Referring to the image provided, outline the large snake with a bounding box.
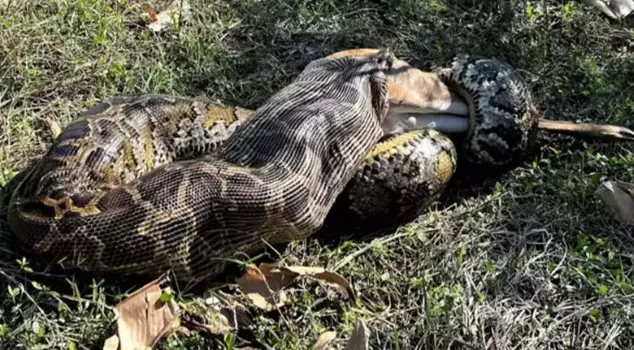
[7,49,634,282]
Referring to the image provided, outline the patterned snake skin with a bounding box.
[8,51,535,281]
[435,55,538,167]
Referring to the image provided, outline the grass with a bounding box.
[1,0,634,348]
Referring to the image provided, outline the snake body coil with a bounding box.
[8,52,535,281]
[437,55,538,166]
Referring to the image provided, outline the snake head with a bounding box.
[435,55,539,168]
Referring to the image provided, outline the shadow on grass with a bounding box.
[172,0,532,107]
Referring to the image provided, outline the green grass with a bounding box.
[1,0,634,349]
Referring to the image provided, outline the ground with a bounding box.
[1,0,634,349]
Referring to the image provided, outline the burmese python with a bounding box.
[3,50,562,281]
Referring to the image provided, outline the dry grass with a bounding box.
[1,0,634,349]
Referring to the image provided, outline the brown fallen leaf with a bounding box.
[344,320,370,350]
[43,115,62,139]
[281,265,356,300]
[236,263,355,311]
[582,0,633,19]
[596,180,634,225]
[142,3,159,22]
[104,273,184,350]
[312,331,337,350]
[181,293,252,335]
[235,263,291,311]
[145,0,191,32]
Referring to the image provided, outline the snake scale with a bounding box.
[8,49,537,282]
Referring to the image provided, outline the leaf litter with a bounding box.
[142,0,192,32]
[103,273,185,350]
[236,262,356,311]
[311,320,370,350]
[103,262,357,349]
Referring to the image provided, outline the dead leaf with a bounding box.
[215,295,252,330]
[142,3,158,22]
[104,273,182,350]
[235,263,290,311]
[312,331,337,350]
[181,293,252,335]
[582,0,634,19]
[236,263,355,311]
[344,320,370,350]
[146,0,192,32]
[282,266,356,300]
[612,0,634,17]
[43,116,62,139]
[183,309,233,335]
[596,180,634,225]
